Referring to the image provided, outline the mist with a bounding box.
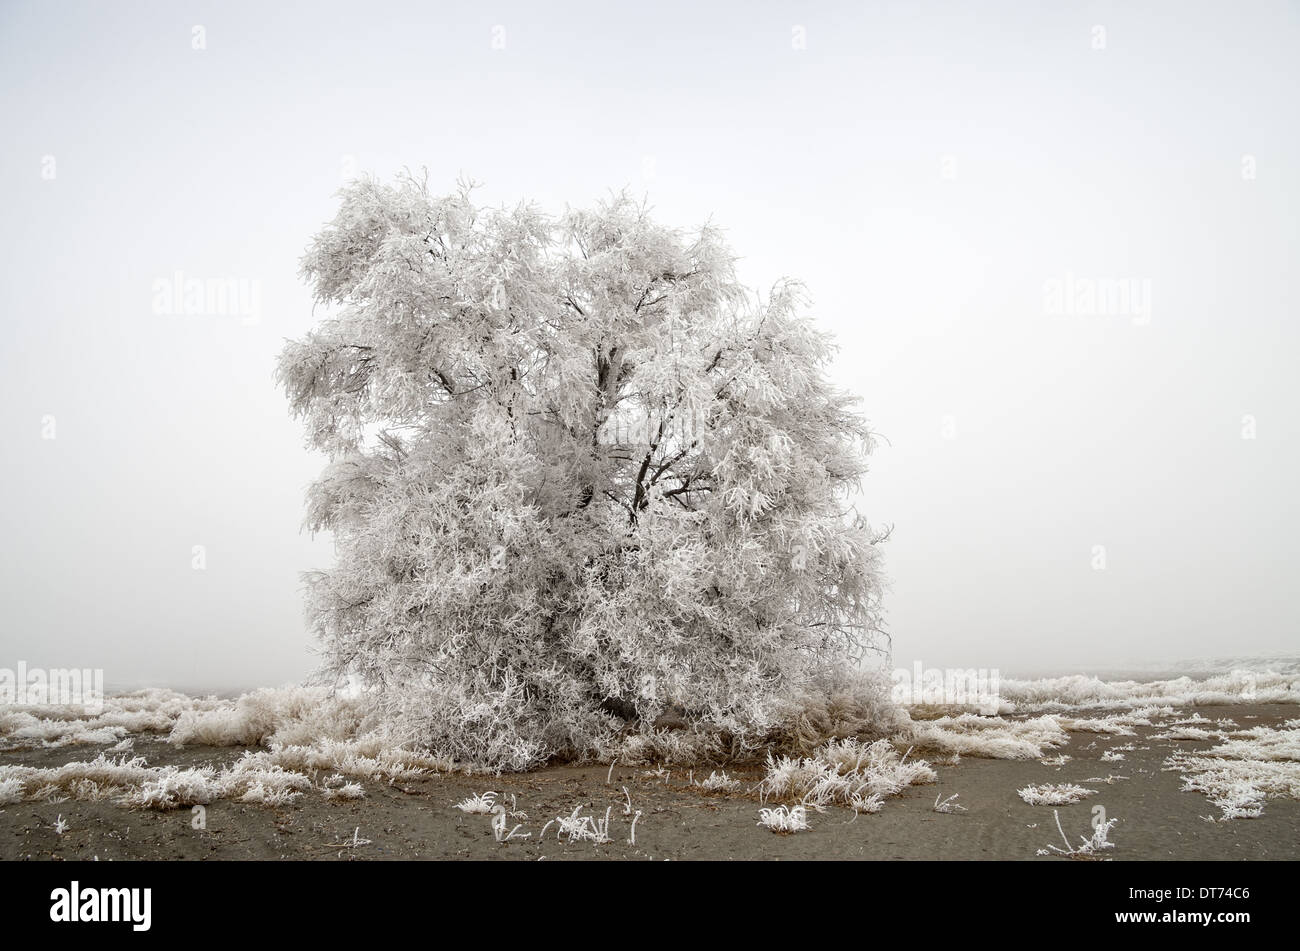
[2,0,1297,690]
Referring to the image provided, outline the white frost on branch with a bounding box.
[1037,809,1117,858]
[275,175,891,770]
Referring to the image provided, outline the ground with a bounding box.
[1,704,1295,861]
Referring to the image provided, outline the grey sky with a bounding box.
[2,0,1297,688]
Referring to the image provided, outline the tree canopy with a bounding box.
[278,175,888,769]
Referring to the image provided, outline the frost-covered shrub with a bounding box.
[1056,707,1171,735]
[238,782,303,807]
[0,754,166,807]
[0,688,227,750]
[322,781,365,801]
[549,805,614,843]
[1164,723,1300,819]
[607,727,727,767]
[932,792,966,813]
[760,737,935,813]
[1154,726,1221,741]
[127,769,221,809]
[903,713,1068,760]
[1000,670,1298,712]
[1039,809,1118,858]
[757,804,810,833]
[160,686,450,781]
[0,745,380,811]
[168,685,348,748]
[454,791,498,814]
[1017,783,1098,806]
[695,770,741,792]
[766,666,905,755]
[277,176,890,770]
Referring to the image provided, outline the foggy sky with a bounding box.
[2,0,1297,689]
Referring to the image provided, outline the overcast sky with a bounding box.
[2,0,1297,689]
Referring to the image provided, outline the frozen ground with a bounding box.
[0,669,1296,860]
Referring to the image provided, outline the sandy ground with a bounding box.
[1,703,1295,861]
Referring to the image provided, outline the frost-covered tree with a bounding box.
[278,175,888,769]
